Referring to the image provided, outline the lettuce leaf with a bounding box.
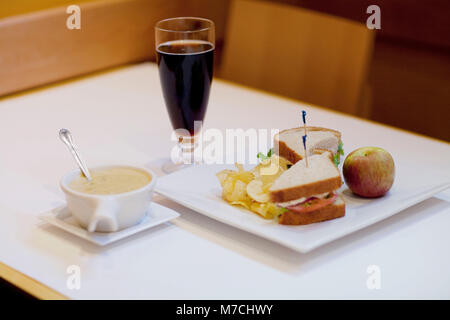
[333,141,344,166]
[257,148,274,162]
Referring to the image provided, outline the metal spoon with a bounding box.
[59,129,92,181]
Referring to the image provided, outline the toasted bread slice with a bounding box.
[278,195,345,225]
[274,126,341,164]
[269,152,341,202]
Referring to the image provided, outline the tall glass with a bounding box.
[155,17,215,173]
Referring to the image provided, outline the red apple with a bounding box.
[343,147,395,198]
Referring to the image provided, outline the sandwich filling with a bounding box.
[278,192,337,214]
[274,191,330,207]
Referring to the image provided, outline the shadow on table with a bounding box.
[155,195,449,275]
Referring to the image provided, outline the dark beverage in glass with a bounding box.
[157,40,214,135]
[155,17,215,172]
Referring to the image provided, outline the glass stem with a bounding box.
[179,135,197,164]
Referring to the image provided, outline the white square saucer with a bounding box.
[40,202,179,246]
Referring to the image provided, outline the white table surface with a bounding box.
[0,63,449,299]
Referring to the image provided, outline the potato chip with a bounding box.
[246,179,270,203]
[235,163,245,172]
[216,170,233,187]
[230,200,251,209]
[228,180,247,202]
[216,156,291,220]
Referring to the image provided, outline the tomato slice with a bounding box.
[286,193,337,214]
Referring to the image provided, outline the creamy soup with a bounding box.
[69,167,151,195]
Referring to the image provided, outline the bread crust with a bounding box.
[278,196,345,225]
[270,176,342,202]
[276,140,301,164]
[274,126,341,164]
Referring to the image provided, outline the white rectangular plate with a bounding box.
[155,164,450,253]
[40,202,179,246]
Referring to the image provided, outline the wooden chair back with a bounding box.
[220,0,375,116]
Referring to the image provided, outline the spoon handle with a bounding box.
[59,129,92,181]
[68,144,92,181]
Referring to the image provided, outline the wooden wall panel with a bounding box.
[0,0,95,19]
[369,37,450,141]
[271,0,450,49]
[0,0,180,96]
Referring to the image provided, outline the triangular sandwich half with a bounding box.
[269,152,345,225]
[274,126,342,164]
